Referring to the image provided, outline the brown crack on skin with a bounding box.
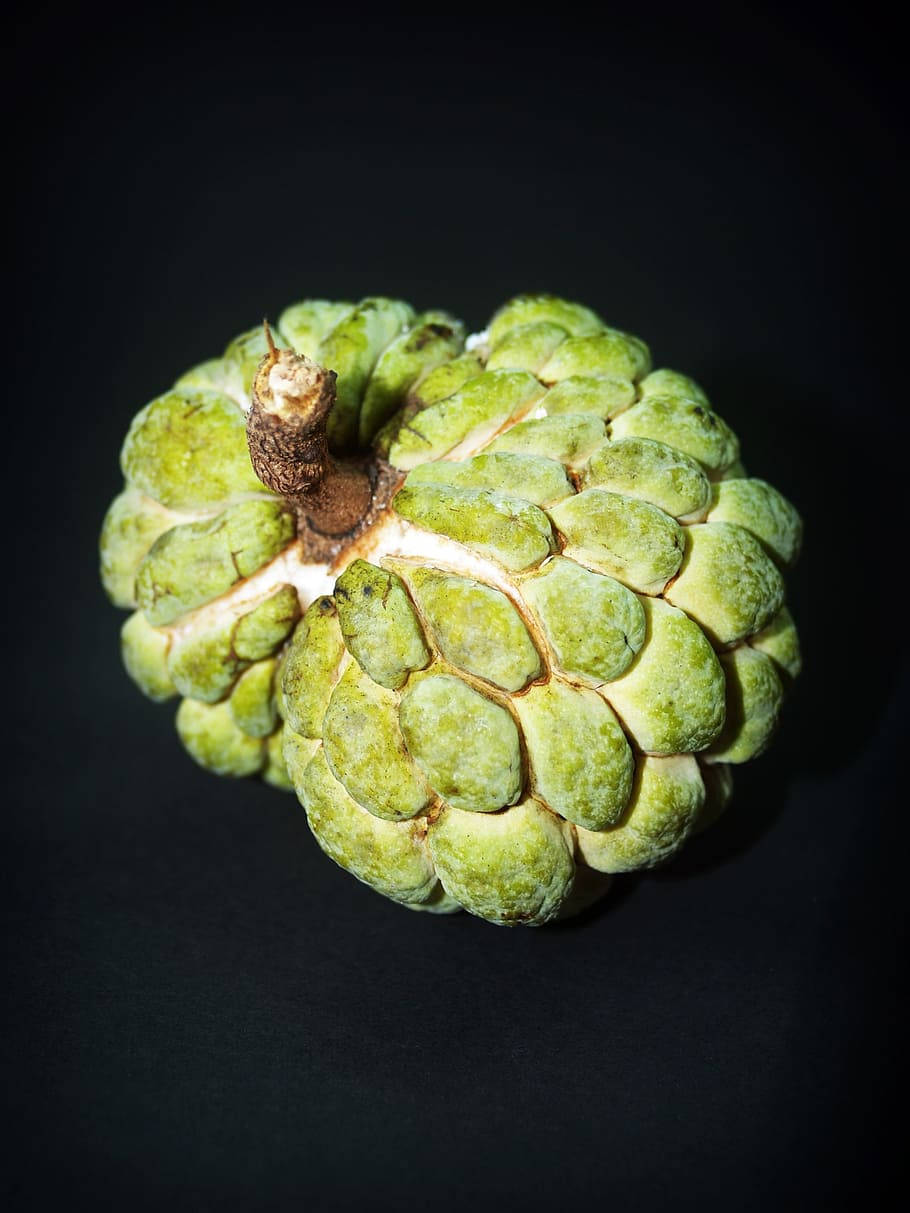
[246,326,402,566]
[423,802,444,827]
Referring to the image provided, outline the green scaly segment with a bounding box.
[229,660,280,739]
[706,648,784,763]
[120,388,266,510]
[664,522,785,646]
[333,561,429,691]
[166,585,300,704]
[486,414,606,465]
[583,437,711,521]
[387,369,545,468]
[706,478,803,566]
[548,489,684,593]
[427,799,575,926]
[539,375,636,419]
[316,298,417,450]
[605,597,726,755]
[389,563,542,693]
[100,489,183,609]
[610,394,739,474]
[135,500,295,627]
[514,680,634,831]
[399,672,523,815]
[402,452,572,507]
[289,745,450,910]
[749,606,802,681]
[393,483,556,573]
[575,756,705,873]
[519,558,645,685]
[322,662,432,822]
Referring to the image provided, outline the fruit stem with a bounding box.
[247,324,374,537]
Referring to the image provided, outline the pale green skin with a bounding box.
[281,598,346,738]
[706,648,783,764]
[538,330,652,383]
[316,298,416,450]
[399,673,522,814]
[487,294,604,345]
[393,483,555,572]
[102,292,803,926]
[167,615,247,703]
[514,681,634,831]
[294,747,448,909]
[120,611,176,702]
[605,597,726,754]
[334,561,429,691]
[575,755,705,873]
[750,606,802,682]
[391,563,541,692]
[121,388,265,509]
[233,586,300,660]
[639,368,710,406]
[549,489,684,593]
[428,799,575,925]
[100,489,180,608]
[388,369,544,469]
[230,659,279,739]
[403,452,572,507]
[664,522,785,647]
[706,478,802,567]
[166,586,299,703]
[405,352,484,409]
[519,558,645,685]
[487,414,606,465]
[136,500,294,626]
[358,311,465,445]
[176,699,266,777]
[541,375,636,419]
[610,393,739,473]
[322,663,431,821]
[277,300,355,356]
[486,321,569,374]
[583,437,711,521]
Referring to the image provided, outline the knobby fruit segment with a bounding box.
[101,292,803,926]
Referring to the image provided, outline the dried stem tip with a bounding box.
[247,330,373,537]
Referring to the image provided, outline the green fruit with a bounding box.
[102,293,802,925]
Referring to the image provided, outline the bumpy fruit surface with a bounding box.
[101,294,802,925]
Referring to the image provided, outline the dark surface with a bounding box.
[5,7,904,1211]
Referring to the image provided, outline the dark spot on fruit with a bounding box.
[362,584,373,597]
[413,323,453,350]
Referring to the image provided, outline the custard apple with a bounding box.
[100,293,802,925]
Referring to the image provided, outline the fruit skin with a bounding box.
[101,292,803,926]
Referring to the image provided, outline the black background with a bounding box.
[6,5,905,1210]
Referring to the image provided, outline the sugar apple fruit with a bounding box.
[101,294,802,925]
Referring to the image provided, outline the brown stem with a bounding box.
[246,325,374,537]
